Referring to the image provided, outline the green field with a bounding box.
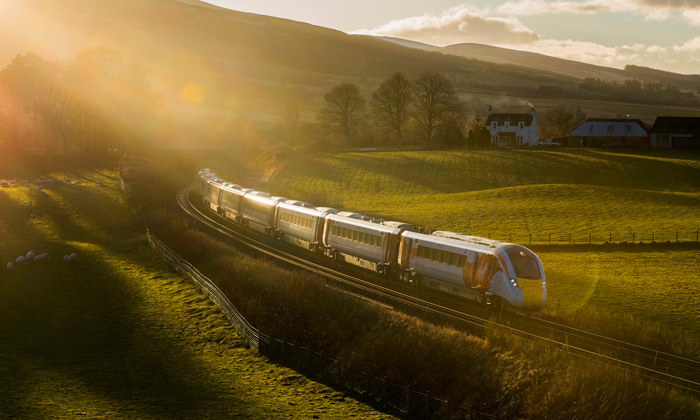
[265,149,700,333]
[0,171,390,419]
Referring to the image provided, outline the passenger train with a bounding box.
[198,169,546,312]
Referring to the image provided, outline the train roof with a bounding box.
[431,231,506,248]
[277,200,327,217]
[402,230,497,254]
[327,213,403,234]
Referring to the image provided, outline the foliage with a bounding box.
[316,83,367,146]
[540,105,587,138]
[0,49,160,153]
[370,71,413,147]
[411,70,466,148]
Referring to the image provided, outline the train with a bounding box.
[197,169,546,312]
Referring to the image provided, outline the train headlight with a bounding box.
[510,278,519,288]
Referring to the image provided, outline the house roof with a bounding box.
[486,113,534,126]
[568,118,651,137]
[651,117,700,135]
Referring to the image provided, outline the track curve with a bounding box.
[177,183,700,394]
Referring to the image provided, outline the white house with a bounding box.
[486,106,538,147]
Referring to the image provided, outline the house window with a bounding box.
[519,122,524,129]
[607,125,615,133]
[505,121,510,127]
[492,121,497,128]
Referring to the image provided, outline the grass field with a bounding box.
[0,170,392,419]
[263,149,700,333]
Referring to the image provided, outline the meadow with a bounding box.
[0,164,390,419]
[265,149,700,333]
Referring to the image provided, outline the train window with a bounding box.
[352,230,359,241]
[425,248,434,260]
[504,246,541,279]
[359,232,366,243]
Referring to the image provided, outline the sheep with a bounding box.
[33,253,47,263]
[16,256,25,264]
[9,180,16,185]
[69,253,77,261]
[63,255,71,262]
[26,251,34,260]
[95,179,104,185]
[0,180,9,188]
[6,262,13,270]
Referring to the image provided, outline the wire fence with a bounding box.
[146,229,496,419]
[468,230,700,246]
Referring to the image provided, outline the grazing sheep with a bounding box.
[16,256,25,264]
[96,179,104,185]
[7,262,13,270]
[33,254,47,263]
[9,180,16,185]
[69,253,77,261]
[0,181,9,188]
[26,251,34,260]
[63,255,71,262]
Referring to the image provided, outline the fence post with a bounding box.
[425,391,430,420]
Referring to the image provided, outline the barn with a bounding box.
[650,117,700,149]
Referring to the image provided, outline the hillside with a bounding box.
[0,0,576,111]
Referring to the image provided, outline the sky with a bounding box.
[204,0,700,74]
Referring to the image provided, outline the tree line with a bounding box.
[316,71,476,149]
[536,77,700,107]
[0,48,160,153]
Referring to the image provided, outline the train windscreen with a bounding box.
[504,246,541,279]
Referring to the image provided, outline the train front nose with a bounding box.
[518,279,544,310]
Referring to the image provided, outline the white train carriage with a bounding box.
[322,215,407,274]
[241,191,286,235]
[275,202,338,252]
[219,184,246,222]
[398,230,545,310]
[198,170,225,212]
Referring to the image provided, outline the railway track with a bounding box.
[176,183,700,394]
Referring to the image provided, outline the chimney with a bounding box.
[488,105,493,117]
[531,106,535,117]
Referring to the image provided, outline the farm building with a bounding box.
[650,117,700,149]
[486,106,538,147]
[567,118,651,148]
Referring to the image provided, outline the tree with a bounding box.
[412,71,463,148]
[466,114,491,148]
[317,83,366,146]
[541,106,587,139]
[370,71,413,147]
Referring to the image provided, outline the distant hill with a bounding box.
[378,38,700,91]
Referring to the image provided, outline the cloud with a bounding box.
[673,36,700,51]
[353,6,539,46]
[494,0,700,21]
[519,39,641,65]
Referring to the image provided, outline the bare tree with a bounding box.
[542,106,587,138]
[370,71,413,147]
[317,83,366,145]
[412,71,463,147]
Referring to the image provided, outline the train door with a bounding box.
[474,254,501,291]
